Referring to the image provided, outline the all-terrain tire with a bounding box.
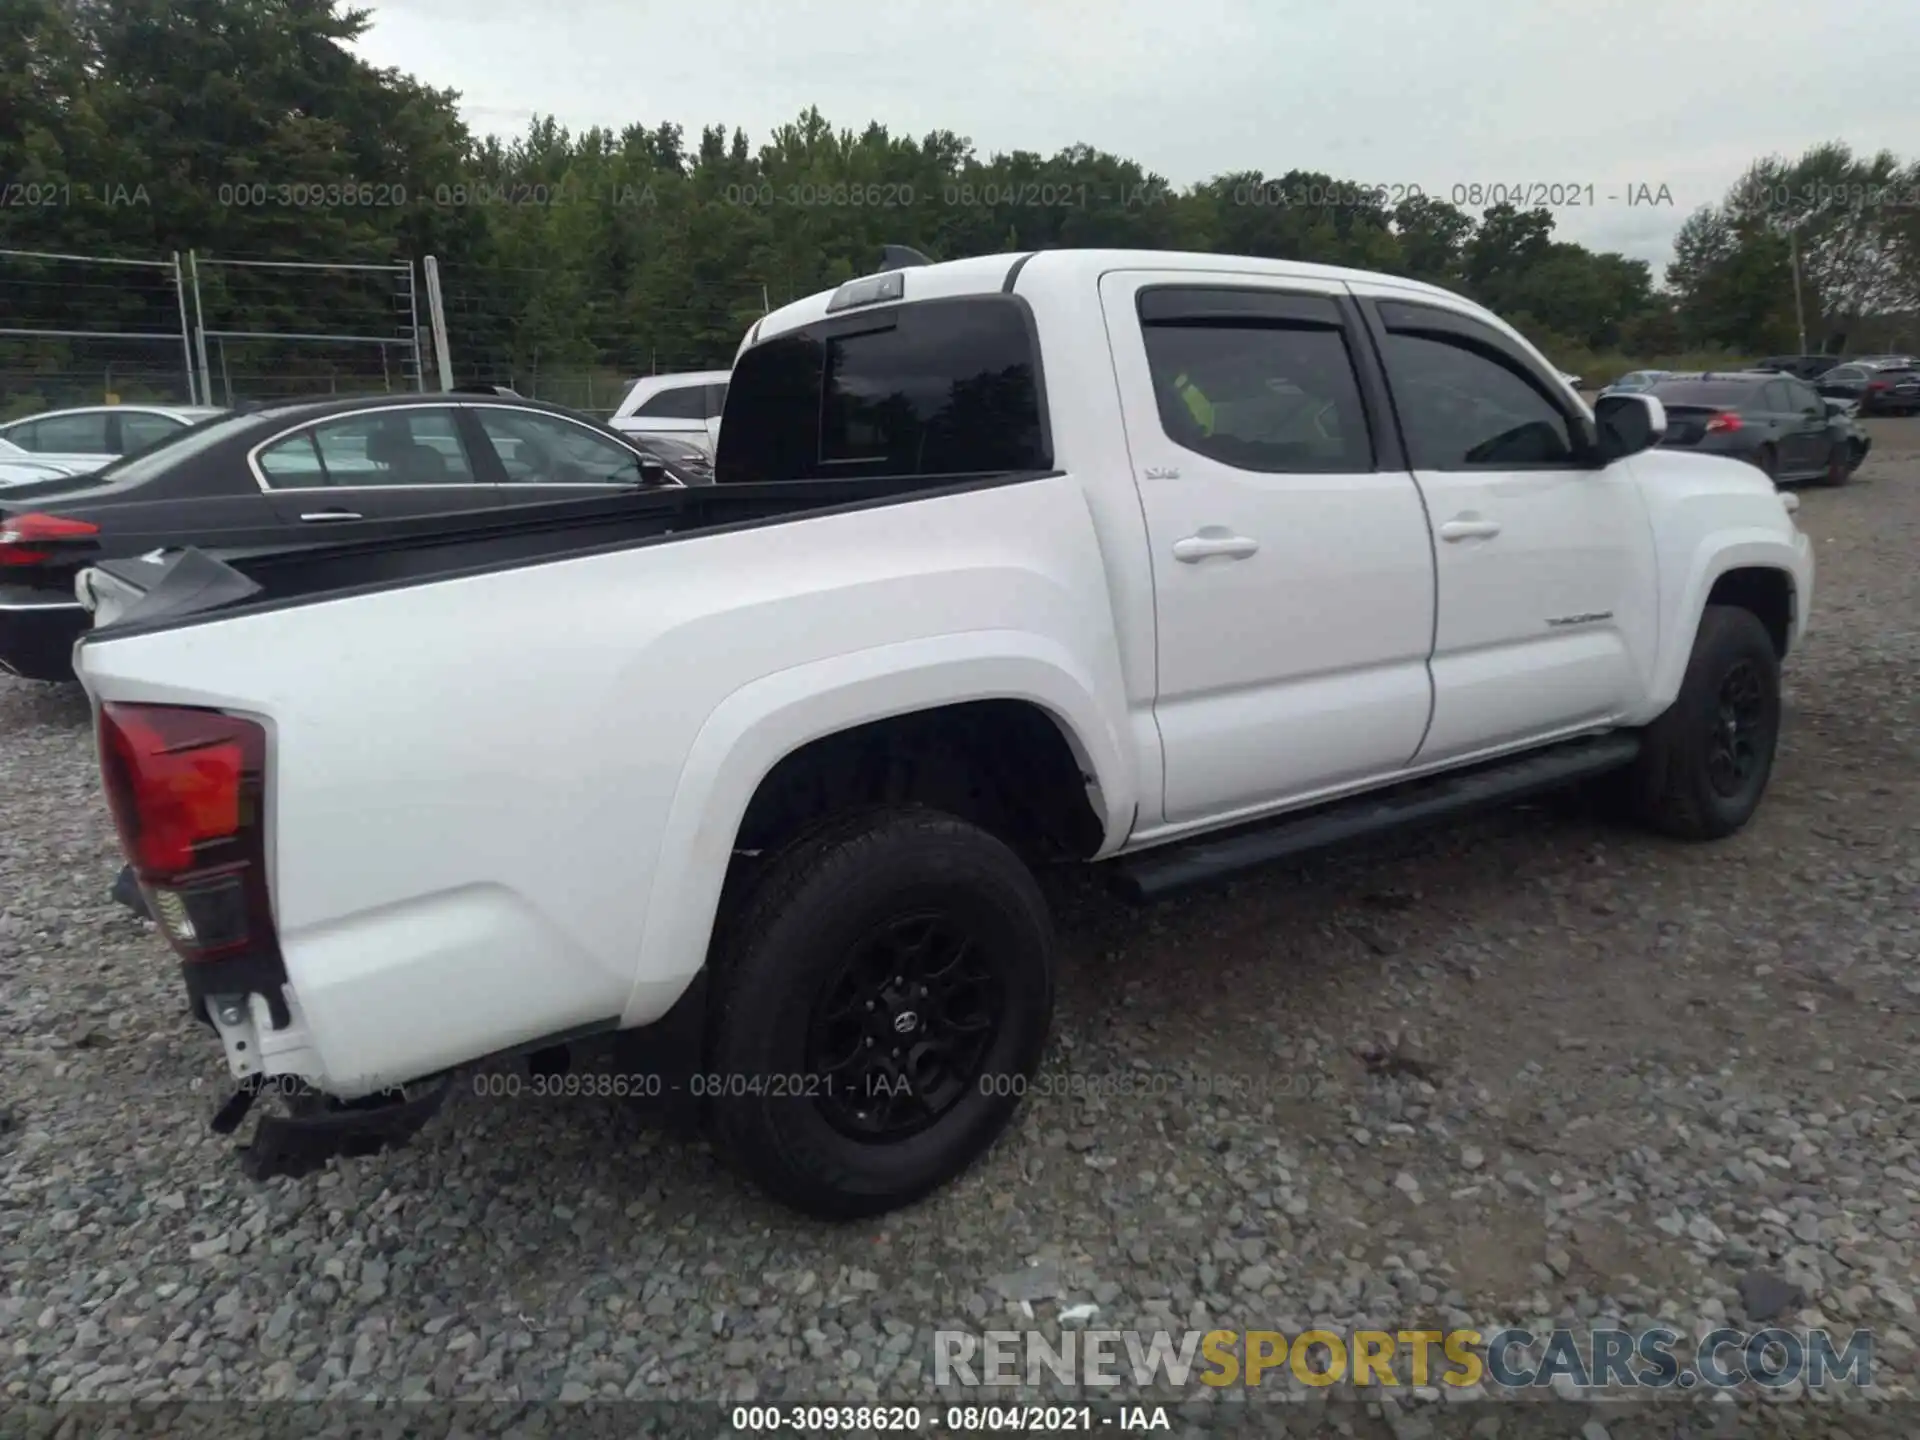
[707,806,1054,1219]
[1623,604,1782,841]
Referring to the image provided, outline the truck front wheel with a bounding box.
[1623,604,1782,840]
[707,806,1054,1219]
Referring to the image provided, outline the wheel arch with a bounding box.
[617,633,1134,1028]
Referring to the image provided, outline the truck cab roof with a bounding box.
[744,249,1471,355]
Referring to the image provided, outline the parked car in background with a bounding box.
[627,432,715,483]
[1557,370,1584,389]
[1830,403,1873,477]
[68,246,1810,1216]
[0,437,91,487]
[0,393,681,680]
[1752,355,1847,381]
[1816,362,1920,416]
[608,369,728,455]
[1649,371,1855,484]
[0,404,227,473]
[1600,370,1671,397]
[1852,354,1916,368]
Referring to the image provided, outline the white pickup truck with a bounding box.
[73,247,1812,1219]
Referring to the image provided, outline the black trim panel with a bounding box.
[1001,252,1037,292]
[1336,295,1406,475]
[1138,286,1343,328]
[1117,732,1641,898]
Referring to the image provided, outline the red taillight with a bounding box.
[1704,411,1742,433]
[98,703,276,963]
[1867,381,1889,391]
[0,511,100,566]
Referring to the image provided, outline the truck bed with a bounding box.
[78,471,1048,641]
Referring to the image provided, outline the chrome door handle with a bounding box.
[1439,517,1501,541]
[1172,533,1259,562]
[299,509,363,522]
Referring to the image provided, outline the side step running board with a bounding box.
[1115,732,1642,899]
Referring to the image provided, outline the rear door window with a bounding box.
[1136,295,1375,473]
[117,411,188,454]
[256,408,478,488]
[719,297,1049,482]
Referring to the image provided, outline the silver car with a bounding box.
[0,403,227,473]
[1600,369,1672,397]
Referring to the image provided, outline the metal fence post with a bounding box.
[187,250,213,404]
[405,258,424,391]
[422,255,454,391]
[171,252,197,404]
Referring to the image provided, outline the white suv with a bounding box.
[607,369,728,455]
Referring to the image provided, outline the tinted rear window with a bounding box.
[717,297,1048,483]
[1651,380,1761,406]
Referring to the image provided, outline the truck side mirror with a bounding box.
[1594,393,1666,462]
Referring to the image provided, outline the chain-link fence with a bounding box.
[186,254,425,406]
[429,259,769,417]
[0,247,770,421]
[0,248,198,417]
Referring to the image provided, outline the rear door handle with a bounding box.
[1439,517,1501,541]
[1172,532,1260,562]
[299,509,363,522]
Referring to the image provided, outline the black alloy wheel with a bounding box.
[806,910,1004,1141]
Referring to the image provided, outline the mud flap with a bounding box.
[229,1075,454,1181]
[110,864,150,919]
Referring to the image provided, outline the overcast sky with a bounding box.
[353,0,1920,274]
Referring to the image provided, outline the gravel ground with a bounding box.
[4,420,1919,1438]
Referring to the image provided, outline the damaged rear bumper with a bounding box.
[213,1073,455,1181]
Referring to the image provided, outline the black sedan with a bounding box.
[1815,362,1920,416]
[1751,354,1847,381]
[0,393,695,682]
[1647,371,1856,484]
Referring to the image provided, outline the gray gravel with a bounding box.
[5,423,1920,1437]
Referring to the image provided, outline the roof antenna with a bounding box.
[878,245,932,272]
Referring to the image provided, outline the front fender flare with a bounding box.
[618,630,1134,1027]
[1626,531,1808,726]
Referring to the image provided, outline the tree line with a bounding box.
[3,0,1917,409]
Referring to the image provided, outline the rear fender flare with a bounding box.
[618,630,1134,1027]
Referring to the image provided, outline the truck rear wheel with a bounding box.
[707,806,1054,1219]
[1623,604,1782,840]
